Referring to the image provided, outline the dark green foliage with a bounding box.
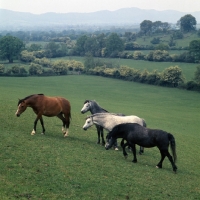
[178,14,197,32]
[194,65,200,84]
[189,40,200,63]
[0,35,24,63]
[105,33,124,57]
[151,37,160,44]
[140,20,153,35]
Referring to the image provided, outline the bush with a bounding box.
[160,66,185,87]
[0,64,5,74]
[52,61,68,75]
[20,50,35,62]
[194,65,200,84]
[29,63,43,75]
[184,81,200,91]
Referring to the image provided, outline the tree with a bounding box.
[189,40,200,63]
[74,35,88,56]
[194,65,200,84]
[178,14,196,32]
[105,33,124,57]
[0,35,24,63]
[140,20,153,35]
[44,42,60,58]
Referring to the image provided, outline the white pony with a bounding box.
[83,113,146,153]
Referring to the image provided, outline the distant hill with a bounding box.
[0,7,200,30]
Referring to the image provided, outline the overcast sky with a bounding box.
[0,0,200,14]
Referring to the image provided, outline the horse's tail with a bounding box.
[142,118,147,127]
[168,133,177,163]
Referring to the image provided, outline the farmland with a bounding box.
[0,75,200,199]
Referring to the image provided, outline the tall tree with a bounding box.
[0,36,24,63]
[189,39,200,62]
[105,33,124,57]
[140,20,153,35]
[178,14,197,32]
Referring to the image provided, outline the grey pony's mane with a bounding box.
[18,94,44,105]
[84,100,109,113]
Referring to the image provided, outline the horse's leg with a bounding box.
[122,142,129,158]
[96,125,100,144]
[120,139,125,147]
[131,144,137,163]
[57,113,68,137]
[39,117,45,134]
[31,116,40,135]
[156,149,166,169]
[165,150,178,172]
[62,112,70,137]
[139,146,144,154]
[100,126,105,145]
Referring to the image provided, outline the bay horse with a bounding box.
[15,94,71,137]
[105,123,177,173]
[82,113,146,153]
[81,100,109,145]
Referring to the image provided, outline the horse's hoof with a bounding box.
[156,165,162,169]
[64,133,68,137]
[124,155,128,159]
[132,160,137,163]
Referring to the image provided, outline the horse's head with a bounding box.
[82,116,93,130]
[15,100,27,117]
[81,100,91,114]
[105,136,114,150]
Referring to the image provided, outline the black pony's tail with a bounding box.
[168,133,177,163]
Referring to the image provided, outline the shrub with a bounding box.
[0,64,5,74]
[29,63,43,75]
[20,50,35,62]
[160,66,185,87]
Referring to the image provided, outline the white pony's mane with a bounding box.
[86,112,122,119]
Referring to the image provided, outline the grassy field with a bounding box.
[62,56,198,82]
[0,75,200,199]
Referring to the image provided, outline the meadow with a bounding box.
[0,75,200,199]
[57,56,198,82]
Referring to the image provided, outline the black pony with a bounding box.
[105,123,177,172]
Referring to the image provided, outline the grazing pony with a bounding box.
[81,100,109,145]
[105,123,177,172]
[82,113,146,153]
[15,94,71,137]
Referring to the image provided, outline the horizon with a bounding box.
[0,0,200,15]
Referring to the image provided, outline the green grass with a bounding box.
[0,75,200,199]
[135,32,200,47]
[62,56,198,81]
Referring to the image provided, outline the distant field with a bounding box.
[62,56,198,81]
[0,75,200,199]
[135,32,199,47]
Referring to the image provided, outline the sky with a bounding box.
[0,0,200,14]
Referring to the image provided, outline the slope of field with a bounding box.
[0,75,200,199]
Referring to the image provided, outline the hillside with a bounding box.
[1,7,200,30]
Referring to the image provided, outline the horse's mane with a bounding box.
[85,112,124,120]
[83,100,109,113]
[18,94,44,105]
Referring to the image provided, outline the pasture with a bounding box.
[0,75,200,199]
[62,56,198,82]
